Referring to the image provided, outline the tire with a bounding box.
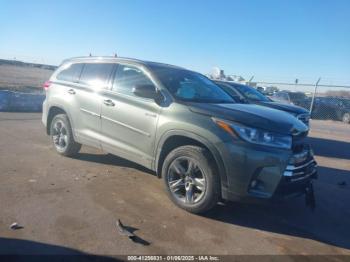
[342,113,350,124]
[50,114,81,156]
[162,145,220,214]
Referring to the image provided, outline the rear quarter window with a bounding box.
[56,63,84,83]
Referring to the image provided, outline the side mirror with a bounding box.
[132,84,159,99]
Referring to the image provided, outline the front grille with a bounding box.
[293,130,308,140]
[292,142,305,153]
[283,145,318,183]
[292,132,309,153]
[275,156,317,197]
[274,144,317,198]
[283,159,317,182]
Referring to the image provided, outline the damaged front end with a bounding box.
[274,133,318,209]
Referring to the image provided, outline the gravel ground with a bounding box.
[0,113,349,257]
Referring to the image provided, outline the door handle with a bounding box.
[103,99,115,106]
[68,89,76,95]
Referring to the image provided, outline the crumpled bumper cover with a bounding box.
[220,141,317,202]
[274,157,317,199]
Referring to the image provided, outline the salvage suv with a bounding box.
[42,57,317,213]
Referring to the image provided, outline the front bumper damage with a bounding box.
[220,139,318,204]
[274,148,318,209]
[275,157,318,198]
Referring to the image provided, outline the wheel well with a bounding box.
[156,135,219,178]
[46,107,66,135]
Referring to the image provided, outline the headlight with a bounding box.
[213,118,292,150]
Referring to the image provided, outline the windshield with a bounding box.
[150,66,234,103]
[231,84,270,102]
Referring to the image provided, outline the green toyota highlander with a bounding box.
[42,57,317,213]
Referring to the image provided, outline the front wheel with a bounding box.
[50,114,81,156]
[162,145,220,214]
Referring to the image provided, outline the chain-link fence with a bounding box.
[246,81,350,124]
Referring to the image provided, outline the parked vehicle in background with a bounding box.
[42,56,317,213]
[256,86,265,93]
[215,81,310,126]
[312,97,350,123]
[256,85,279,96]
[272,91,311,110]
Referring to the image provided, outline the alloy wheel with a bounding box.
[167,156,206,204]
[52,120,68,151]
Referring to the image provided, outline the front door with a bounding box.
[100,63,160,168]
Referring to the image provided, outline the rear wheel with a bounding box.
[342,113,350,124]
[50,114,81,156]
[162,145,220,214]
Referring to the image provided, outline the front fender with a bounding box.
[154,129,228,188]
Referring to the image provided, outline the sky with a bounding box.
[0,0,349,85]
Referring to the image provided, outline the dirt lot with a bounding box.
[0,65,53,93]
[0,113,349,257]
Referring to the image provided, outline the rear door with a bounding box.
[53,62,84,137]
[71,62,115,147]
[100,63,160,168]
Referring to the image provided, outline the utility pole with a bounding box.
[309,78,321,116]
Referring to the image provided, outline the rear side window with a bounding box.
[56,63,84,83]
[79,63,115,88]
[112,64,154,96]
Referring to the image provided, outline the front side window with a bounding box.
[79,63,115,88]
[151,66,234,103]
[112,64,154,96]
[56,63,84,83]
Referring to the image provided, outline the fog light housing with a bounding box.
[251,180,257,188]
[250,179,264,190]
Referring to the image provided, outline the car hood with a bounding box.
[188,103,308,135]
[255,101,309,115]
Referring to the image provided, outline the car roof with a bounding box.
[61,56,185,70]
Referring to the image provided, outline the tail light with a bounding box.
[43,81,52,90]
